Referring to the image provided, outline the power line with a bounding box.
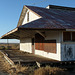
[31,0,48,5]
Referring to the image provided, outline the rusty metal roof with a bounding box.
[19,5,75,29]
[1,5,75,39]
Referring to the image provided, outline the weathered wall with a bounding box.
[22,10,41,25]
[35,31,62,61]
[20,38,32,53]
[61,42,75,61]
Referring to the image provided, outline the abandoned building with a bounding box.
[0,5,75,61]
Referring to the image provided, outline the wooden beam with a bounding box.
[19,29,36,38]
[36,30,45,38]
[7,34,20,39]
[11,34,20,38]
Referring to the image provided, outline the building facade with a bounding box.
[1,5,75,61]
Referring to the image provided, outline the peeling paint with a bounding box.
[61,44,75,61]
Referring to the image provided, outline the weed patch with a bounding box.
[34,66,68,75]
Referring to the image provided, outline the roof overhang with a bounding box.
[0,28,20,39]
[0,27,66,39]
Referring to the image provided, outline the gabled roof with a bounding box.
[17,6,27,27]
[0,5,75,39]
[19,5,75,29]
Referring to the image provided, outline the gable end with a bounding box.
[17,6,28,27]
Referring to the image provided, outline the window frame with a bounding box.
[63,31,75,42]
[72,32,75,41]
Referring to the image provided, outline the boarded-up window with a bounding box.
[63,32,71,41]
[72,32,75,41]
[44,40,56,53]
[35,33,56,53]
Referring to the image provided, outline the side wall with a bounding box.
[61,31,75,61]
[35,31,62,61]
[61,43,75,61]
[20,38,32,53]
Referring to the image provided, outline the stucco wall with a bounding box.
[20,38,32,53]
[35,31,62,61]
[22,10,41,25]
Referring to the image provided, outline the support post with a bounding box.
[7,39,9,50]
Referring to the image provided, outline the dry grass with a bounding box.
[0,51,69,75]
[34,66,68,75]
[0,43,19,50]
[8,64,28,75]
[0,52,11,72]
[0,51,28,75]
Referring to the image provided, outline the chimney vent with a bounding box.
[46,5,75,11]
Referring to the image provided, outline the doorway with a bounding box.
[32,38,35,54]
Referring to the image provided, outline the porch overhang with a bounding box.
[0,28,20,39]
[0,28,40,39]
[0,27,66,39]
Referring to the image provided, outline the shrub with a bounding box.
[6,46,12,50]
[34,66,68,75]
[0,46,6,50]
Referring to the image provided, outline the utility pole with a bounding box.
[7,39,9,50]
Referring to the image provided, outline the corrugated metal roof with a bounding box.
[19,5,75,29]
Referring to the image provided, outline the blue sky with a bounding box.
[0,0,75,43]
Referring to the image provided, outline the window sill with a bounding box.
[61,41,75,44]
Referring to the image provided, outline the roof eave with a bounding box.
[0,28,19,39]
[18,27,66,31]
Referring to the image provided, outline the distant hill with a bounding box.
[0,43,19,44]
